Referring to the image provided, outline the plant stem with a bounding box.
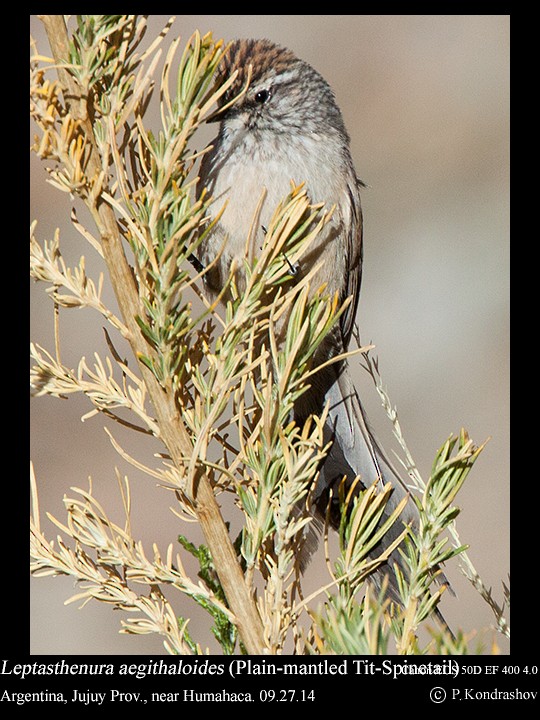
[40,14,264,654]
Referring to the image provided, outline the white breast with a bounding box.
[209,131,345,238]
[199,127,351,301]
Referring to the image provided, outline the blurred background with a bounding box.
[30,15,510,654]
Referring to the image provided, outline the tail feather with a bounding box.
[297,362,451,624]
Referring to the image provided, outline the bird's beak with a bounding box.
[204,66,250,124]
[204,105,229,124]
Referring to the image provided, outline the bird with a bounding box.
[195,38,429,605]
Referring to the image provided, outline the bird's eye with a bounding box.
[254,89,271,104]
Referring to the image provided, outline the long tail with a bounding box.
[290,352,457,641]
[299,362,451,618]
[316,365,417,549]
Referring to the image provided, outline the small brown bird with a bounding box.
[197,38,421,600]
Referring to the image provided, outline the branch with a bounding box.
[39,14,264,654]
